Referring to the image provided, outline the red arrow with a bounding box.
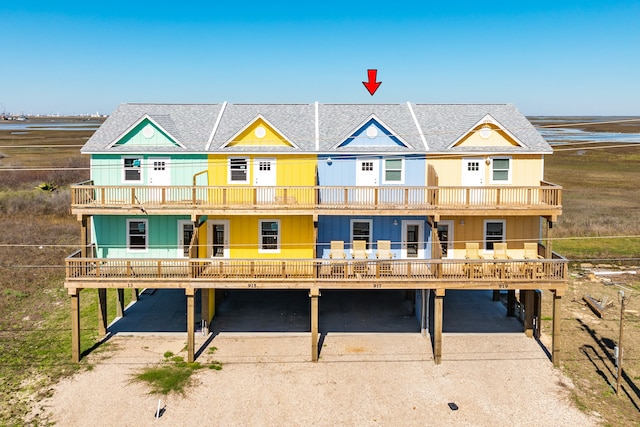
[362,69,381,95]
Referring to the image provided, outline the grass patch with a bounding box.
[133,351,222,396]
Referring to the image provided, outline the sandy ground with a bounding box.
[35,332,599,427]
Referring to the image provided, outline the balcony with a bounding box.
[69,181,562,218]
[64,253,568,292]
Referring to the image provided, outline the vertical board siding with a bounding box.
[115,120,178,147]
[92,215,190,258]
[429,155,544,187]
[91,154,207,186]
[208,155,316,186]
[318,155,426,187]
[317,215,431,259]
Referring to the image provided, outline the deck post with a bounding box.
[97,288,108,336]
[421,289,428,336]
[507,290,516,317]
[201,289,210,334]
[523,290,534,337]
[186,288,195,363]
[116,289,125,318]
[310,288,320,362]
[80,216,88,258]
[70,288,81,363]
[552,289,563,366]
[433,288,445,364]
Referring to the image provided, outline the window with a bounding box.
[123,157,142,183]
[467,161,480,172]
[178,221,194,258]
[383,158,404,183]
[484,220,505,251]
[259,220,279,252]
[491,157,511,183]
[351,219,372,250]
[361,161,374,172]
[229,157,249,183]
[127,219,147,251]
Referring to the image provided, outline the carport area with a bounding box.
[105,288,531,362]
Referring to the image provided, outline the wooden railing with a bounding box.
[65,256,568,285]
[70,183,562,212]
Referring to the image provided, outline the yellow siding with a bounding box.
[229,216,314,259]
[444,216,540,258]
[208,155,316,186]
[455,124,519,148]
[428,155,544,186]
[226,118,292,147]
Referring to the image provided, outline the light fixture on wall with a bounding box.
[485,157,491,165]
[459,219,465,225]
[326,157,332,165]
[393,219,398,226]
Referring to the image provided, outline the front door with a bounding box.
[401,220,425,259]
[436,220,454,258]
[148,157,171,202]
[355,159,378,203]
[254,158,276,203]
[462,158,484,204]
[178,220,195,258]
[208,220,229,258]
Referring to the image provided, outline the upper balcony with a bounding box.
[70,180,562,219]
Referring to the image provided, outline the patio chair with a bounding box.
[464,242,484,279]
[375,240,393,276]
[523,242,544,278]
[492,242,511,278]
[329,241,346,276]
[352,240,369,276]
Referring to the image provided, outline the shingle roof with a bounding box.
[82,102,552,154]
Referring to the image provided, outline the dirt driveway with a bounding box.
[37,331,598,426]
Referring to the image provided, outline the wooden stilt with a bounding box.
[507,290,516,317]
[421,289,428,336]
[201,289,210,334]
[310,288,320,362]
[97,288,107,336]
[186,288,195,363]
[433,289,445,364]
[80,216,88,258]
[131,288,139,302]
[524,290,534,337]
[70,288,81,363]
[492,290,501,301]
[116,289,125,318]
[552,289,563,366]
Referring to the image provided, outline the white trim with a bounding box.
[332,114,412,150]
[258,219,280,253]
[107,114,185,149]
[227,156,250,184]
[382,157,405,184]
[401,220,425,259]
[436,220,454,259]
[148,157,171,186]
[483,219,506,252]
[126,218,148,253]
[350,219,373,253]
[489,156,512,184]
[222,114,299,149]
[407,101,428,150]
[447,113,526,149]
[177,220,194,258]
[208,219,230,258]
[205,100,227,151]
[122,155,143,184]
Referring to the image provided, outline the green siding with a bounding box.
[115,119,178,147]
[92,215,191,258]
[91,154,208,186]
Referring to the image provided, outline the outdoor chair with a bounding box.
[329,240,346,276]
[375,240,393,276]
[464,242,484,279]
[492,242,511,278]
[523,242,544,278]
[352,240,369,276]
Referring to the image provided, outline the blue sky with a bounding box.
[1,1,639,116]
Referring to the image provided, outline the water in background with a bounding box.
[531,117,640,145]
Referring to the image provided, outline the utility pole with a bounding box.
[616,290,627,397]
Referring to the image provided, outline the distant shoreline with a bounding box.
[529,116,640,133]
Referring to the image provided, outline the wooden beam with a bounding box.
[552,290,562,366]
[420,289,428,336]
[433,289,445,364]
[524,290,534,337]
[201,289,210,334]
[507,290,516,317]
[186,288,195,363]
[310,288,320,362]
[80,216,88,258]
[70,288,81,363]
[97,288,107,337]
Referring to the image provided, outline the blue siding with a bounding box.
[317,215,432,259]
[318,155,426,187]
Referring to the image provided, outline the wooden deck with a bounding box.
[64,254,568,291]
[70,181,562,218]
